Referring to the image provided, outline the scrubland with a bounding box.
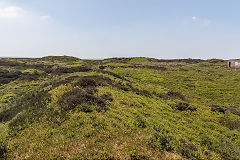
[0,56,239,159]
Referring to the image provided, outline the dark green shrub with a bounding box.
[134,117,147,128]
[99,65,106,69]
[0,69,22,84]
[201,136,213,147]
[76,77,97,87]
[75,75,112,87]
[6,89,51,134]
[175,102,197,112]
[59,88,108,112]
[0,105,24,123]
[0,143,7,158]
[201,135,240,159]
[210,105,226,114]
[210,105,240,116]
[130,153,148,160]
[227,107,240,116]
[219,113,240,130]
[100,92,113,102]
[145,65,167,71]
[0,60,26,67]
[153,125,161,132]
[85,87,98,95]
[19,72,41,81]
[178,144,199,159]
[98,70,129,81]
[214,140,240,159]
[46,66,91,74]
[167,91,186,101]
[153,133,174,151]
[114,82,129,91]
[65,75,80,81]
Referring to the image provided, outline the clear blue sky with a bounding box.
[0,0,240,59]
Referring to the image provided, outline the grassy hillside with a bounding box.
[0,56,239,159]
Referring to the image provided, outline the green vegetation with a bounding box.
[0,56,239,159]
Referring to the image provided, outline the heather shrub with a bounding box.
[58,88,108,113]
[75,75,112,87]
[210,105,240,116]
[219,112,240,130]
[100,92,113,102]
[46,66,91,74]
[175,102,197,112]
[166,91,186,101]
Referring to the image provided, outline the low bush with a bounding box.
[75,75,113,87]
[0,60,26,67]
[145,65,167,71]
[134,117,147,128]
[178,144,199,159]
[201,135,240,159]
[100,92,113,102]
[0,70,22,84]
[210,105,240,116]
[151,128,201,159]
[0,143,7,158]
[130,153,148,160]
[46,66,91,74]
[212,140,239,159]
[6,89,51,134]
[175,103,197,112]
[166,91,186,101]
[210,105,226,113]
[126,83,151,97]
[152,133,174,151]
[59,88,108,113]
[201,136,213,147]
[0,104,25,123]
[76,77,97,87]
[99,65,106,69]
[219,112,240,130]
[85,87,98,95]
[19,72,41,81]
[98,70,129,81]
[114,82,129,91]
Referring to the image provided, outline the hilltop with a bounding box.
[0,56,239,159]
